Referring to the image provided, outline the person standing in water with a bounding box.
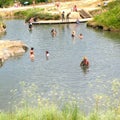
[71,31,76,37]
[46,51,49,60]
[28,17,34,31]
[51,28,57,37]
[79,33,83,39]
[80,56,89,67]
[61,11,65,22]
[30,47,35,61]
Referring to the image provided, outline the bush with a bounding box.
[25,12,60,22]
[93,0,120,30]
[0,0,14,8]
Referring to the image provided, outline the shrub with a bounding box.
[93,0,120,30]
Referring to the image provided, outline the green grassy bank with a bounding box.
[87,0,120,32]
[13,8,60,22]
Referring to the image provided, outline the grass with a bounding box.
[0,105,119,120]
[14,8,45,19]
[13,8,61,22]
[92,0,120,31]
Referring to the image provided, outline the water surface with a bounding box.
[0,20,120,111]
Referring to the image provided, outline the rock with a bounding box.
[0,40,28,66]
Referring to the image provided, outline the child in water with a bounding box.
[79,33,83,39]
[46,51,49,60]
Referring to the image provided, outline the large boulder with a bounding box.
[0,40,28,66]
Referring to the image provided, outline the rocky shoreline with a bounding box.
[0,22,6,33]
[0,40,28,67]
[87,21,120,32]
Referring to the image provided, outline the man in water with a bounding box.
[80,56,89,67]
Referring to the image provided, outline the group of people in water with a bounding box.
[29,31,89,71]
[28,17,89,69]
[30,47,49,61]
[71,31,83,39]
[30,48,89,70]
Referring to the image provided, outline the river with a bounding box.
[0,19,120,112]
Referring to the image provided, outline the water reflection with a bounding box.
[103,31,120,42]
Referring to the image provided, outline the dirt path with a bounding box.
[0,0,100,12]
[0,0,101,19]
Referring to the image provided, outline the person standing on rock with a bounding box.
[61,11,65,22]
[66,12,71,22]
[28,17,34,31]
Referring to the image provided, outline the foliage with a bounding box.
[25,12,60,22]
[105,0,120,10]
[14,8,44,18]
[0,0,14,8]
[13,8,60,20]
[0,79,119,120]
[0,0,48,8]
[93,0,120,30]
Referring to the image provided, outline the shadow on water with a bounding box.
[81,66,89,74]
[103,31,120,42]
[87,27,120,42]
